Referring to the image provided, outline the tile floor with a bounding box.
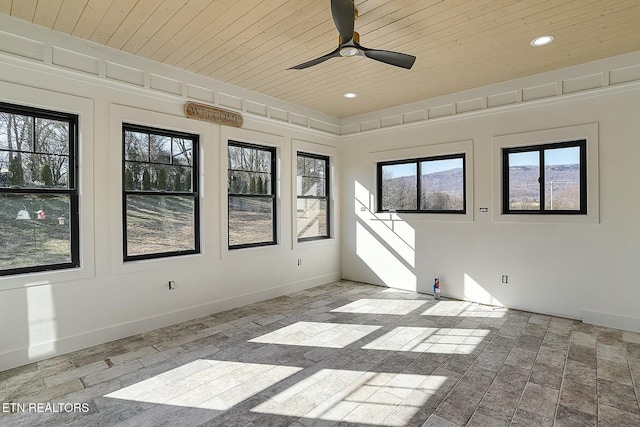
[1,281,639,427]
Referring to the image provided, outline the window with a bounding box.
[0,102,79,276]
[122,124,199,260]
[297,152,330,241]
[502,140,586,214]
[228,141,276,249]
[377,153,466,213]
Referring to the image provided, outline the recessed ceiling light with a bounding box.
[344,93,357,99]
[530,35,555,47]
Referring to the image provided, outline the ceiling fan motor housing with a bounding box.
[288,1,415,70]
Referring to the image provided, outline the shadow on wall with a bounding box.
[463,273,504,307]
[353,180,504,308]
[354,180,417,291]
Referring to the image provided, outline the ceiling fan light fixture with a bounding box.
[339,46,359,57]
[530,35,555,47]
[287,2,415,70]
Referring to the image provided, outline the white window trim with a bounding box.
[109,104,212,275]
[220,126,287,258]
[0,83,95,290]
[492,123,599,224]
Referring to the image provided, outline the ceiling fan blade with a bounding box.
[287,47,341,70]
[360,46,416,70]
[331,0,355,43]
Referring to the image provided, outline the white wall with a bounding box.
[1,14,640,371]
[341,82,640,333]
[0,17,341,371]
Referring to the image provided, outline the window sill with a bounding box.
[0,265,95,291]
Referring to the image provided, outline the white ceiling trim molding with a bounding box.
[0,14,340,136]
[340,51,640,135]
[1,14,639,138]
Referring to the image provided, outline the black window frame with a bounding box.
[297,152,330,242]
[502,139,587,215]
[122,123,200,261]
[377,153,467,214]
[228,140,277,250]
[0,101,80,276]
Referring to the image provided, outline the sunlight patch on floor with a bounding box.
[248,321,382,348]
[362,327,491,354]
[105,360,302,409]
[331,298,428,315]
[422,300,507,318]
[251,368,448,426]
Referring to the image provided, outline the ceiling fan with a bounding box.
[288,0,416,70]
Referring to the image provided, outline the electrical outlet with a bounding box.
[168,280,175,290]
[501,275,508,284]
[297,258,302,266]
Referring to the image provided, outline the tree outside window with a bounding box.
[502,140,586,214]
[297,152,330,241]
[122,124,200,260]
[378,154,466,213]
[228,141,276,249]
[0,102,79,276]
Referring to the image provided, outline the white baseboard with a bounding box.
[0,273,340,372]
[582,309,640,333]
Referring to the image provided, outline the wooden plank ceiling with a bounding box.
[1,0,639,118]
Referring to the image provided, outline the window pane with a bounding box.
[544,146,581,210]
[36,118,69,155]
[0,153,70,189]
[172,138,192,166]
[148,164,170,191]
[149,135,171,164]
[304,157,315,176]
[228,145,242,169]
[0,113,33,152]
[236,146,271,173]
[508,151,539,210]
[123,125,199,261]
[299,177,325,197]
[315,159,326,178]
[0,193,72,270]
[254,149,272,173]
[166,165,193,192]
[297,155,305,176]
[420,158,464,211]
[0,151,8,186]
[125,195,196,256]
[297,155,327,196]
[228,170,246,193]
[297,198,327,239]
[241,147,253,170]
[229,171,271,194]
[381,163,417,210]
[124,131,149,162]
[1,105,78,276]
[229,196,274,246]
[35,154,70,189]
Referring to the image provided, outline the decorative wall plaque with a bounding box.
[184,102,243,128]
